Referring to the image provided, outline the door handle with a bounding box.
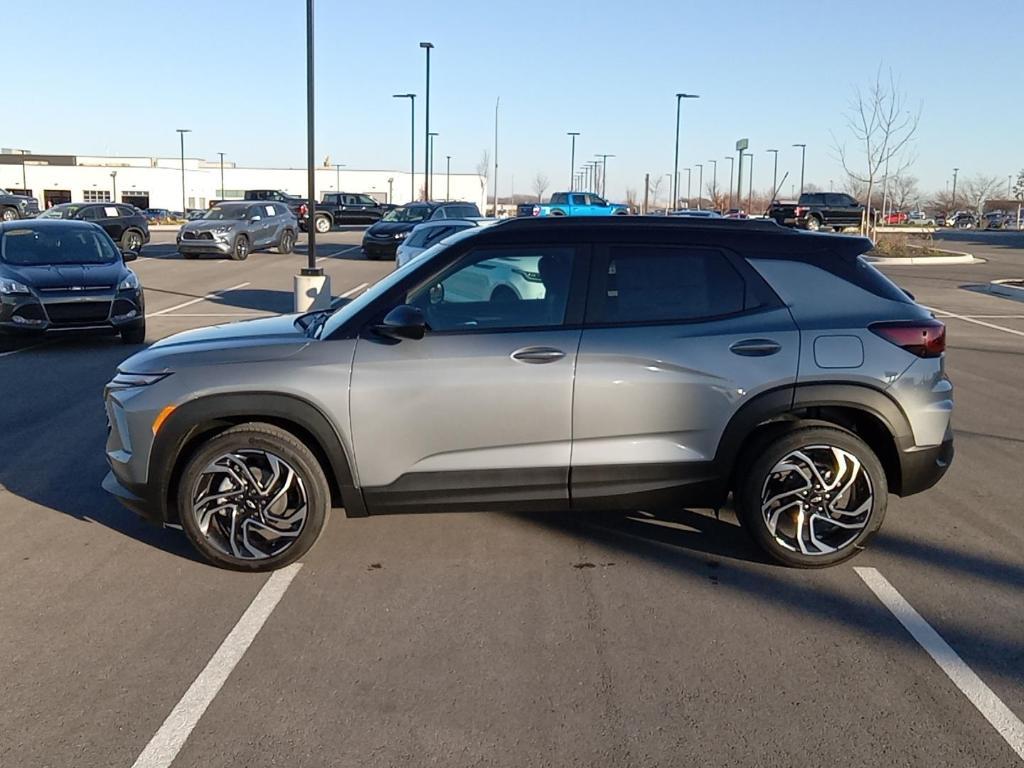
[511,346,566,364]
[730,338,782,356]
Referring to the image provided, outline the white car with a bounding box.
[394,218,498,268]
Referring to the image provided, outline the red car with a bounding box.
[883,211,908,225]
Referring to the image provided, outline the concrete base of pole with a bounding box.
[294,272,332,312]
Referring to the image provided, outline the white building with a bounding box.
[0,151,486,212]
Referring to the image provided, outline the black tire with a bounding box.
[119,319,146,345]
[230,234,250,261]
[804,215,821,232]
[549,209,566,216]
[365,250,381,261]
[314,214,331,233]
[277,229,295,254]
[177,422,331,572]
[182,251,199,260]
[121,229,144,252]
[0,207,17,222]
[735,426,887,568]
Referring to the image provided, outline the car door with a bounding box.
[570,241,799,510]
[97,204,126,241]
[250,204,275,247]
[349,242,587,512]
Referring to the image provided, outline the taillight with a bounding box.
[794,206,807,215]
[531,205,540,217]
[299,203,308,217]
[870,320,946,357]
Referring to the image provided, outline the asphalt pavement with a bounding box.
[1,227,1022,767]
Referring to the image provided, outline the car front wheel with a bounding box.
[177,423,330,571]
[1,207,18,222]
[230,234,250,261]
[736,426,887,568]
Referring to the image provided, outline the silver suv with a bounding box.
[103,218,953,571]
[177,201,297,260]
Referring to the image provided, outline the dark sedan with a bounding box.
[38,202,150,252]
[361,201,481,260]
[0,219,145,343]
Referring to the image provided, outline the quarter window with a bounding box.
[587,245,750,325]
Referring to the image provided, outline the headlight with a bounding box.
[110,371,171,387]
[212,226,232,235]
[118,271,140,291]
[394,231,409,240]
[0,278,30,295]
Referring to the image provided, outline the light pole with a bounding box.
[428,132,438,200]
[392,94,416,202]
[110,171,117,202]
[766,149,779,201]
[295,0,329,311]
[707,159,717,207]
[175,128,190,214]
[792,143,807,195]
[387,177,394,204]
[595,154,615,198]
[586,160,600,192]
[695,164,703,210]
[662,173,672,214]
[334,162,345,191]
[1010,175,1014,199]
[567,132,580,190]
[725,156,734,209]
[671,93,699,213]
[218,152,226,200]
[493,97,500,216]
[684,167,691,209]
[446,155,451,201]
[419,42,434,200]
[951,167,959,210]
[745,152,754,212]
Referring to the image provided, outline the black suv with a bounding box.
[39,203,150,252]
[362,201,482,259]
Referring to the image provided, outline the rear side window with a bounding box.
[406,226,438,248]
[444,205,479,218]
[587,245,751,325]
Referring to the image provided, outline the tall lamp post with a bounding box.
[695,163,703,210]
[792,143,807,195]
[684,167,692,209]
[446,155,452,201]
[110,171,117,202]
[493,98,500,216]
[725,156,735,209]
[217,152,226,200]
[766,148,779,201]
[671,93,699,213]
[567,132,580,190]
[595,154,615,198]
[951,167,959,210]
[744,152,754,212]
[175,128,190,214]
[662,173,672,214]
[419,42,434,200]
[707,159,717,207]
[295,0,329,312]
[428,132,438,200]
[392,93,416,202]
[334,162,345,191]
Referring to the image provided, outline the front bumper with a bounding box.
[177,236,233,254]
[0,288,143,332]
[897,431,954,497]
[362,238,400,258]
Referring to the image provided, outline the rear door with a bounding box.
[570,241,799,509]
[349,242,587,512]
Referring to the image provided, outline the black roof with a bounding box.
[484,216,873,258]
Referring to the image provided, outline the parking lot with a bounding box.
[1,228,1022,767]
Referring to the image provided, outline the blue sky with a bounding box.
[6,0,1020,200]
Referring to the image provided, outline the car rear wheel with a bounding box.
[177,423,330,571]
[804,215,821,232]
[314,215,331,233]
[121,229,144,252]
[1,207,17,222]
[230,234,250,261]
[735,426,887,568]
[277,229,295,254]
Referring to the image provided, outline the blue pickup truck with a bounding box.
[517,192,629,217]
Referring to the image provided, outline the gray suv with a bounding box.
[177,201,297,260]
[103,218,953,571]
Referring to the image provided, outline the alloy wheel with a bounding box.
[760,445,873,556]
[1,209,16,221]
[190,449,308,560]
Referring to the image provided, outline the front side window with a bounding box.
[357,194,377,205]
[204,205,247,221]
[587,245,749,325]
[408,246,575,332]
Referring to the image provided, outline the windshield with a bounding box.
[203,206,247,221]
[382,205,430,223]
[38,206,78,220]
[0,227,120,265]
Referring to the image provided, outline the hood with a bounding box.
[123,314,311,372]
[366,220,421,237]
[182,219,242,233]
[2,260,125,289]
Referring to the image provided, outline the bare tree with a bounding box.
[624,187,639,212]
[928,189,957,214]
[833,66,920,234]
[1013,170,1024,226]
[961,174,1001,217]
[476,150,490,212]
[708,183,729,213]
[891,174,919,211]
[531,173,549,202]
[648,176,665,210]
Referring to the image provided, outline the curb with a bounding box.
[150,224,183,232]
[988,279,1024,302]
[866,246,982,265]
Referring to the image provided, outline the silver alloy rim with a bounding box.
[316,216,329,232]
[237,238,248,257]
[2,209,15,221]
[283,232,293,251]
[127,232,141,250]
[191,449,308,560]
[760,445,873,556]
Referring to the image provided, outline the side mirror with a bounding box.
[429,283,445,304]
[249,215,262,223]
[374,304,425,341]
[121,249,139,262]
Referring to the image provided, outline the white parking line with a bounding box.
[150,282,251,317]
[855,567,1024,760]
[150,312,271,319]
[928,306,1024,338]
[131,563,302,768]
[0,340,54,358]
[340,281,369,298]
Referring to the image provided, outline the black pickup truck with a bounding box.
[768,192,866,231]
[0,188,40,221]
[307,192,388,233]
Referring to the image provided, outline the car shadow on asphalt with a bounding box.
[513,506,1024,684]
[210,288,295,313]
